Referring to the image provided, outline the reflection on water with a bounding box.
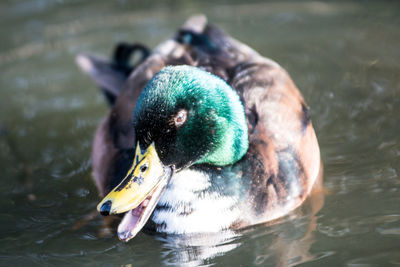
[158,231,241,267]
[1,0,400,266]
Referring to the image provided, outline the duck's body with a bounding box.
[77,15,321,241]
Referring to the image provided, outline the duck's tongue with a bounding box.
[117,178,169,242]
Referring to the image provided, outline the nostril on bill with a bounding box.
[99,200,112,216]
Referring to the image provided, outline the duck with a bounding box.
[76,15,321,242]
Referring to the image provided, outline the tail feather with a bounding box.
[76,53,126,105]
[76,43,150,105]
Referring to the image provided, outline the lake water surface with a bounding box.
[1,0,400,266]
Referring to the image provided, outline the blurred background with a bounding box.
[1,0,400,266]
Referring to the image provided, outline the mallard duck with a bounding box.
[76,15,321,242]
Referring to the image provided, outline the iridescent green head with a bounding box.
[133,65,248,169]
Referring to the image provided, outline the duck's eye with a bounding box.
[140,163,148,173]
[174,109,188,127]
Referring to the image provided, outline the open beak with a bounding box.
[97,142,172,241]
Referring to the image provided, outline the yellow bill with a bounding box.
[97,142,165,215]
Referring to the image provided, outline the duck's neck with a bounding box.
[191,74,249,166]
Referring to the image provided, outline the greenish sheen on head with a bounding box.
[133,65,248,168]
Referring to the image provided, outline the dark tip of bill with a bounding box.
[118,231,132,242]
[99,200,112,216]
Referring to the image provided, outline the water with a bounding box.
[1,0,400,266]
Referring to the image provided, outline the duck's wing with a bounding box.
[171,15,321,221]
